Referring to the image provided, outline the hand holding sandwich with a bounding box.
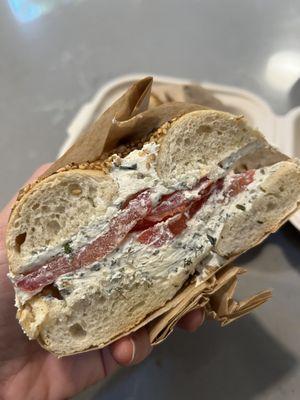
[0,165,204,400]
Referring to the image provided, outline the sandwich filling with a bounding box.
[11,141,280,305]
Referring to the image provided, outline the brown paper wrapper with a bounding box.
[42,78,205,179]
[149,265,272,344]
[36,77,274,350]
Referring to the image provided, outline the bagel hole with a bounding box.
[47,220,61,234]
[267,201,276,211]
[69,323,87,338]
[15,232,27,252]
[32,203,40,210]
[197,125,212,133]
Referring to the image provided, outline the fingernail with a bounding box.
[129,338,136,364]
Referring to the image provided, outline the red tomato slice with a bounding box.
[137,223,173,247]
[137,214,188,247]
[147,192,187,221]
[15,257,75,292]
[17,171,254,292]
[17,190,152,292]
[226,170,254,197]
[134,179,213,231]
[188,178,223,217]
[136,173,253,250]
[136,176,232,248]
[132,218,158,231]
[168,214,188,235]
[133,191,188,231]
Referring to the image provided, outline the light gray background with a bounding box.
[1,1,300,399]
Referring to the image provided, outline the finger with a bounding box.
[100,347,120,377]
[0,163,52,226]
[110,328,152,366]
[177,308,205,332]
[109,336,134,366]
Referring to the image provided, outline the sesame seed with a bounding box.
[71,189,82,195]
